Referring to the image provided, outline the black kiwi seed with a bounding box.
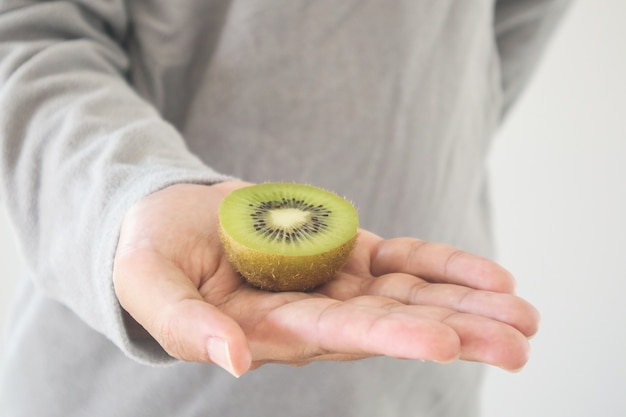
[248,198,330,243]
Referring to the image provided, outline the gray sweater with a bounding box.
[0,1,568,415]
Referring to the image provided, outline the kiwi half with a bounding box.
[218,182,359,291]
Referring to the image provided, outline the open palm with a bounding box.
[113,182,539,377]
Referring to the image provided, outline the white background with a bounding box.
[482,1,626,416]
[1,1,625,416]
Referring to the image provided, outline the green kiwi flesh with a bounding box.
[218,183,359,291]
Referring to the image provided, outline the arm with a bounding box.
[0,0,232,363]
[494,0,571,116]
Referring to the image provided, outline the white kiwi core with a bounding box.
[269,208,310,229]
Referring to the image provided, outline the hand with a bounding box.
[113,182,539,377]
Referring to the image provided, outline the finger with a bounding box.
[370,238,517,293]
[113,249,251,377]
[366,274,540,338]
[246,296,462,364]
[339,299,532,371]
[443,312,532,371]
[250,352,373,369]
[330,299,532,371]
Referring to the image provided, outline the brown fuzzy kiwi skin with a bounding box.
[219,224,358,292]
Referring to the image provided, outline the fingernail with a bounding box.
[207,337,239,378]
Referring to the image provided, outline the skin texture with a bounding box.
[113,182,540,377]
[219,231,357,291]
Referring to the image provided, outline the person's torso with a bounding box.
[3,1,502,415]
[127,0,502,249]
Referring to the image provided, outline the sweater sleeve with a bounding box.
[0,1,233,363]
[494,0,571,116]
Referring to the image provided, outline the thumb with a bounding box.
[156,298,252,377]
[113,251,251,377]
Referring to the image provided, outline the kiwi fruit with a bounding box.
[218,182,359,291]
